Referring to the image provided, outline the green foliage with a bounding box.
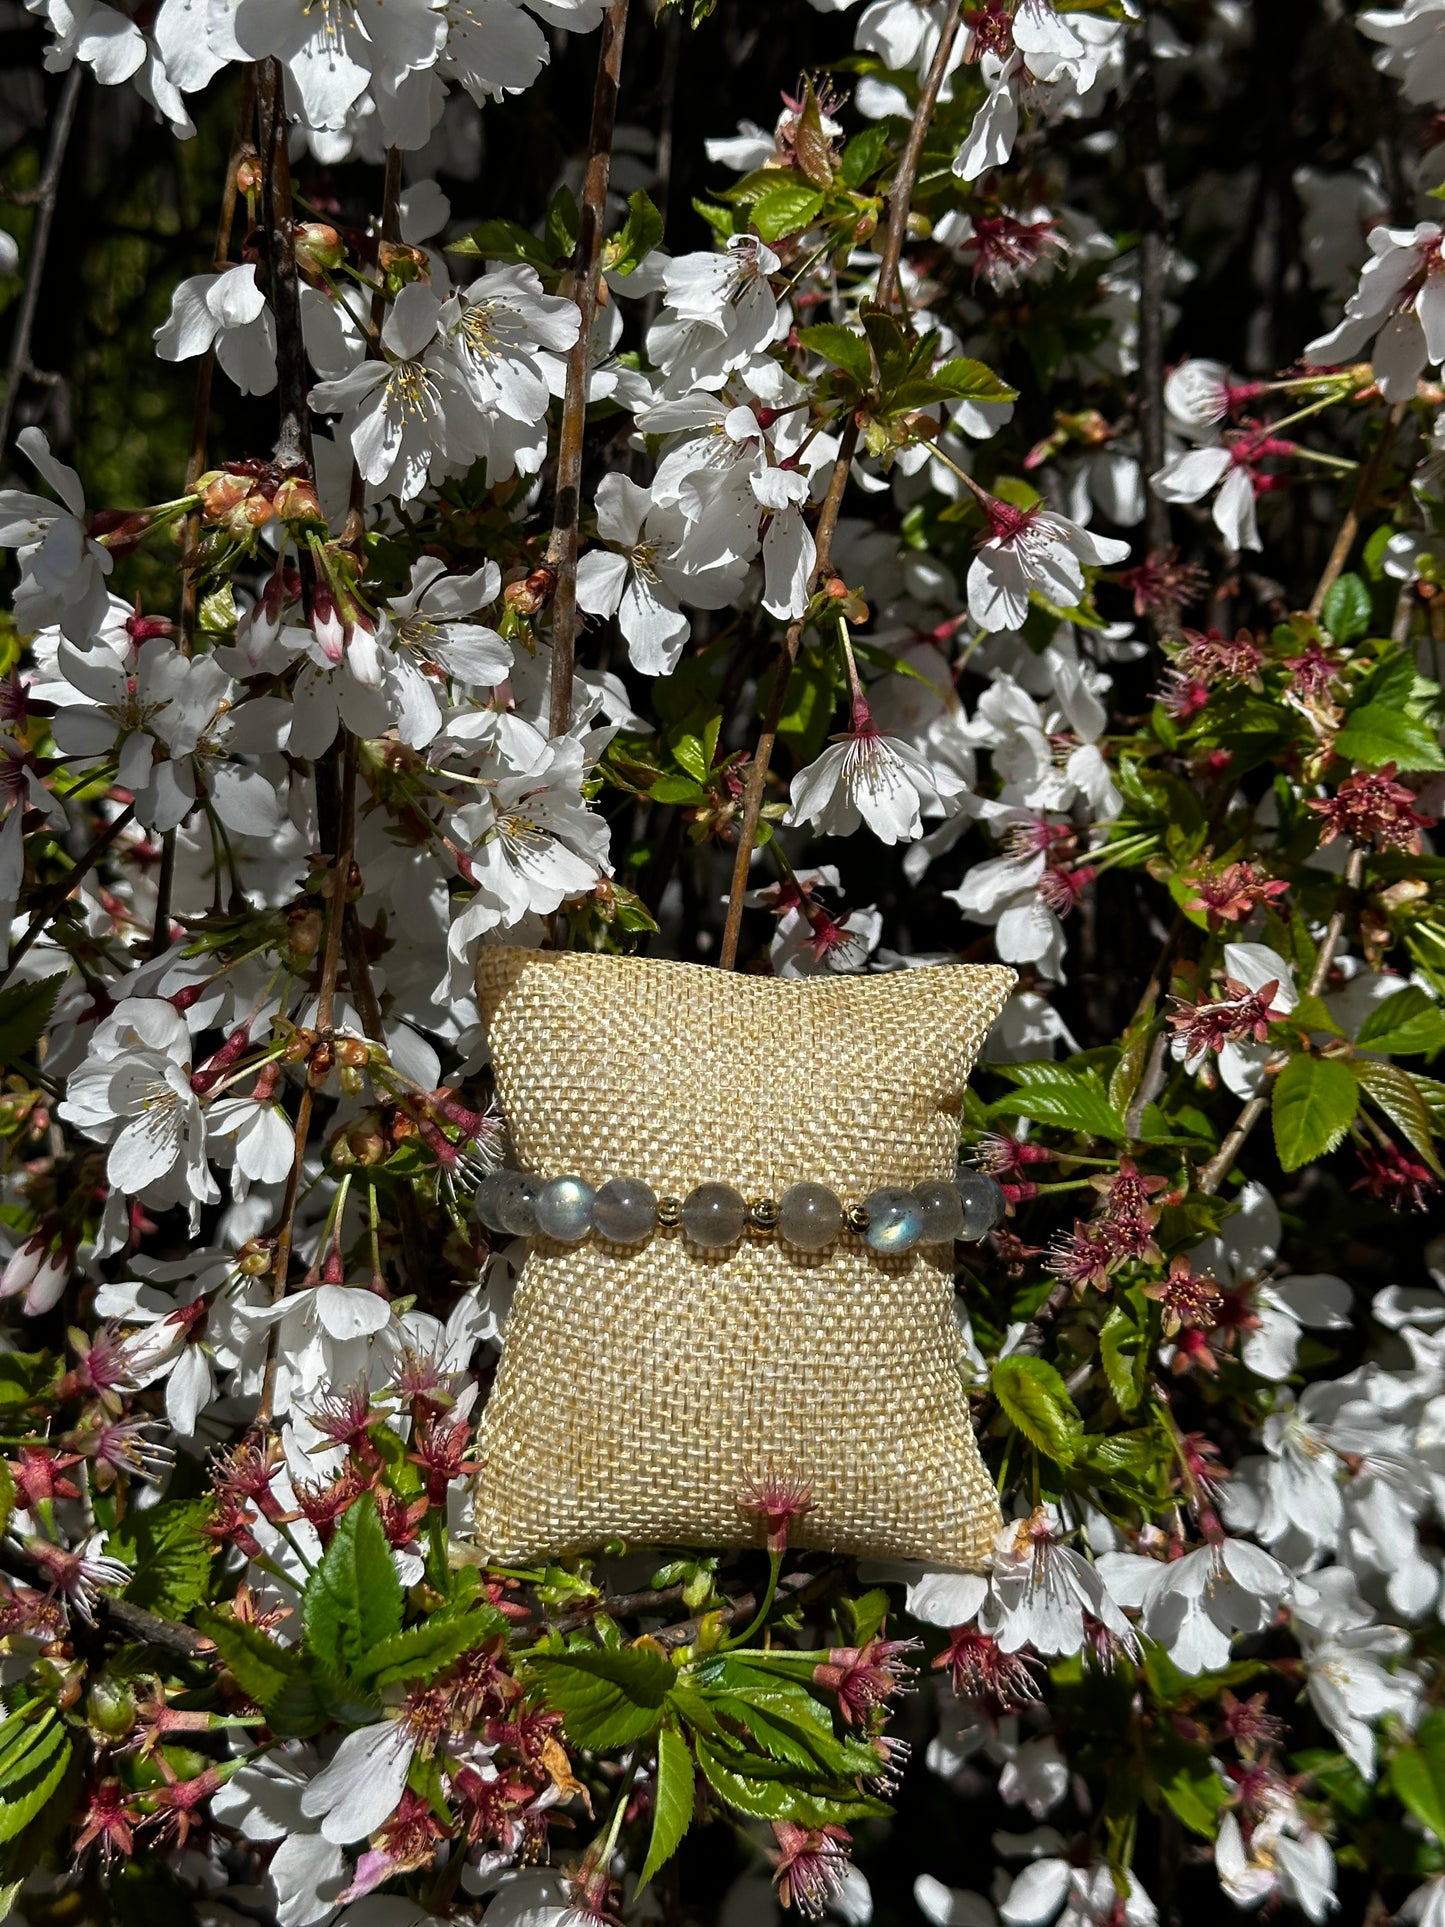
[1271,1053,1359,1170]
[301,1495,404,1680]
[990,1354,1084,1464]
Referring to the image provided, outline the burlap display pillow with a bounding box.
[472,948,1015,1568]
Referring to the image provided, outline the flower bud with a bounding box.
[87,1675,137,1742]
[272,475,326,531]
[339,1064,365,1097]
[295,223,345,277]
[236,1239,274,1278]
[286,907,324,963]
[379,241,429,292]
[311,588,345,666]
[503,566,556,616]
[235,154,263,196]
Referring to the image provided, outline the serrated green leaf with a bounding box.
[1271,1053,1359,1171]
[0,976,64,1068]
[1356,985,1445,1058]
[355,1609,506,1690]
[989,1354,1083,1464]
[195,1608,298,1709]
[928,356,1018,404]
[120,1499,216,1617]
[1352,1057,1445,1175]
[638,1726,695,1890]
[837,123,891,189]
[450,219,552,271]
[751,180,825,242]
[604,189,664,275]
[1321,573,1372,644]
[990,1064,1127,1140]
[0,1714,69,1845]
[544,186,579,263]
[1333,703,1445,773]
[301,1495,403,1681]
[1099,1304,1147,1411]
[796,322,873,389]
[528,1644,676,1750]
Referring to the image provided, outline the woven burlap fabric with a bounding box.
[472,948,1015,1567]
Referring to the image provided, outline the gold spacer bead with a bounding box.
[749,1197,780,1231]
[656,1196,682,1227]
[845,1203,871,1234]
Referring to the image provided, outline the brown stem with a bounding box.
[547,0,631,741]
[875,0,965,309]
[342,146,402,554]
[1307,403,1406,619]
[255,736,356,1427]
[257,59,313,478]
[147,831,177,963]
[0,65,82,456]
[0,803,136,988]
[1196,844,1365,1196]
[718,416,859,969]
[179,69,258,656]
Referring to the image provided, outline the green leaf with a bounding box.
[0,1353,53,1410]
[1270,1053,1359,1171]
[528,1644,676,1750]
[691,1733,888,1826]
[638,1726,694,1891]
[1149,1728,1230,1839]
[1099,1303,1147,1412]
[301,1495,403,1682]
[989,1064,1127,1141]
[1333,703,1445,773]
[1321,573,1373,644]
[1352,1057,1445,1175]
[0,976,64,1067]
[989,1355,1083,1465]
[355,1609,506,1691]
[119,1499,215,1617]
[195,1609,298,1709]
[604,190,664,275]
[0,1715,69,1846]
[1393,1728,1445,1841]
[751,180,825,242]
[544,186,580,263]
[0,1463,15,1545]
[927,357,1018,404]
[449,219,552,271]
[796,323,874,389]
[1356,985,1445,1058]
[837,123,891,189]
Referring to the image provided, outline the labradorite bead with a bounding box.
[681,1181,747,1248]
[534,1175,596,1243]
[477,1169,539,1236]
[956,1171,1006,1241]
[914,1178,965,1244]
[777,1181,844,1251]
[593,1176,658,1244]
[861,1187,925,1254]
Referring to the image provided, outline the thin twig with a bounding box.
[1196,844,1365,1195]
[342,146,402,555]
[547,0,631,740]
[718,417,859,968]
[178,70,257,657]
[0,65,82,457]
[257,59,312,478]
[1307,403,1406,619]
[720,0,963,969]
[0,803,136,987]
[875,0,965,310]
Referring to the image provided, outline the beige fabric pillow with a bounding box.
[472,948,1015,1568]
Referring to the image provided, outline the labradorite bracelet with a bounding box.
[476,1169,1006,1255]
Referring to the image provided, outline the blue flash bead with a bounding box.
[534,1175,596,1243]
[861,1187,925,1254]
[477,1169,540,1236]
[593,1176,658,1244]
[777,1181,844,1251]
[956,1171,1007,1241]
[681,1181,748,1248]
[913,1178,965,1243]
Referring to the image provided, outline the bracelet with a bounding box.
[476,1169,1006,1255]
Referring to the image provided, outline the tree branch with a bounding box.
[0,803,136,987]
[0,64,82,457]
[547,0,631,740]
[257,59,312,478]
[875,0,965,310]
[1307,403,1405,619]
